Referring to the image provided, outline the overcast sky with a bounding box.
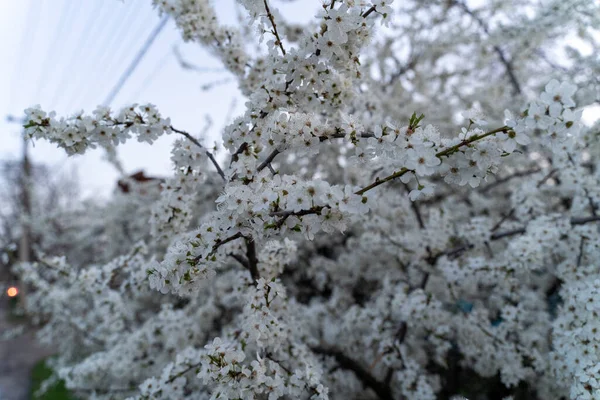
[0,0,315,199]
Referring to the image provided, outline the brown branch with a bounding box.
[536,168,558,188]
[355,168,411,196]
[479,168,542,193]
[408,193,425,229]
[229,253,250,270]
[211,232,245,255]
[388,54,419,85]
[268,207,324,230]
[361,5,377,18]
[430,214,600,263]
[166,362,202,384]
[194,232,245,264]
[572,215,600,225]
[490,208,515,232]
[230,142,249,166]
[322,131,375,141]
[256,130,374,169]
[263,0,286,55]
[37,258,70,277]
[435,126,507,158]
[311,347,394,400]
[257,149,281,172]
[455,1,521,95]
[577,236,586,267]
[356,126,508,196]
[245,238,260,282]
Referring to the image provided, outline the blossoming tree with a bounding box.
[13,0,600,399]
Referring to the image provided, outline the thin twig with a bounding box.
[361,5,377,18]
[170,126,226,181]
[268,207,324,229]
[166,362,202,384]
[455,1,521,95]
[257,149,281,172]
[245,238,260,282]
[479,168,542,193]
[229,253,249,270]
[355,126,508,195]
[311,346,394,400]
[263,0,286,55]
[490,208,515,232]
[536,168,558,188]
[355,168,411,196]
[576,236,586,267]
[430,214,600,263]
[230,142,249,166]
[194,232,245,263]
[411,200,425,230]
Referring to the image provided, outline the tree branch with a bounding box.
[230,142,249,166]
[455,1,521,95]
[355,126,508,195]
[229,253,250,270]
[268,207,324,230]
[194,232,245,263]
[429,214,600,263]
[479,168,542,193]
[311,346,394,400]
[245,237,260,282]
[257,149,281,172]
[263,0,286,56]
[361,5,377,18]
[70,386,136,394]
[170,126,226,181]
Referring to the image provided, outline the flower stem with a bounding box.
[356,126,509,195]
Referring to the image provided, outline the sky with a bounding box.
[0,0,315,199]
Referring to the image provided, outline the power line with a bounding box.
[95,6,155,93]
[63,3,131,111]
[9,0,41,114]
[49,0,105,109]
[77,0,138,107]
[89,0,138,82]
[102,15,169,107]
[42,2,83,107]
[127,46,174,103]
[35,0,76,101]
[59,1,118,111]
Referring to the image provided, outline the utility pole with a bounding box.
[5,116,30,301]
[6,115,30,264]
[19,136,31,265]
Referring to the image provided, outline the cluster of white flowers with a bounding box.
[149,138,214,240]
[153,0,249,76]
[23,104,172,155]
[9,0,600,399]
[551,277,600,399]
[505,79,582,158]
